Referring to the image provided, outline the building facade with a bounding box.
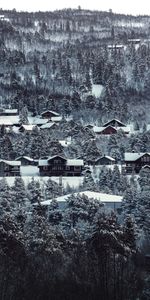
[0,160,21,176]
[124,152,150,173]
[38,155,84,176]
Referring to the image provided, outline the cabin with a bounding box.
[15,156,37,166]
[0,109,18,116]
[19,125,37,133]
[94,125,118,135]
[40,122,58,130]
[38,155,84,176]
[124,152,150,174]
[95,155,115,165]
[103,119,126,128]
[128,39,141,44]
[41,110,60,119]
[36,191,123,212]
[31,118,49,127]
[0,160,21,176]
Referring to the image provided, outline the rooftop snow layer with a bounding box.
[39,191,123,206]
[125,152,150,161]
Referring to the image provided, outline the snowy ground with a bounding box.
[91,84,104,98]
[3,174,84,189]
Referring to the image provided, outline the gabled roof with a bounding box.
[19,125,36,131]
[0,115,20,125]
[50,116,62,122]
[40,122,57,129]
[32,118,49,125]
[38,191,123,206]
[125,152,150,161]
[103,119,126,127]
[0,160,21,166]
[47,155,67,162]
[95,155,115,162]
[15,156,35,162]
[93,125,117,133]
[67,159,84,166]
[4,109,18,114]
[41,110,60,116]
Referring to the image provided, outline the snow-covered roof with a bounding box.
[19,125,36,131]
[108,45,124,49]
[38,159,48,166]
[50,116,62,122]
[103,119,126,127]
[96,155,115,162]
[31,118,49,125]
[15,156,35,162]
[93,126,106,133]
[147,124,150,131]
[39,191,123,206]
[125,152,150,161]
[67,159,84,166]
[0,160,21,166]
[40,122,56,129]
[48,155,67,162]
[59,140,71,147]
[4,109,18,114]
[128,39,141,42]
[0,116,20,125]
[38,157,84,166]
[93,125,117,133]
[117,126,130,132]
[41,110,60,116]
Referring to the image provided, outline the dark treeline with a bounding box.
[0,169,149,299]
[0,189,144,300]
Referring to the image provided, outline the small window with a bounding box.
[74,166,81,171]
[43,166,48,170]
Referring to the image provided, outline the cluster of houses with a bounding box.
[0,109,62,132]
[88,119,131,135]
[0,108,150,177]
[0,152,150,177]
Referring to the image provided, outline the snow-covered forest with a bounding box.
[0,7,150,300]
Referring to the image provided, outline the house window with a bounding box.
[43,166,48,170]
[66,166,70,170]
[54,159,61,164]
[74,166,81,171]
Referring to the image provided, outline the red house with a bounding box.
[103,119,126,128]
[94,125,117,135]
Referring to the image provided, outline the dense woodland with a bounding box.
[0,8,150,300]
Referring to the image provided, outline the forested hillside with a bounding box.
[0,8,150,300]
[0,8,150,122]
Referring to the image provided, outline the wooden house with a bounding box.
[41,110,60,119]
[103,119,126,128]
[40,122,58,130]
[15,156,37,166]
[38,155,84,176]
[19,125,37,133]
[0,160,21,176]
[95,155,115,165]
[124,152,150,173]
[94,125,118,135]
[0,109,18,116]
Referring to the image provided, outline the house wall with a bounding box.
[95,157,114,165]
[101,127,117,135]
[125,154,150,173]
